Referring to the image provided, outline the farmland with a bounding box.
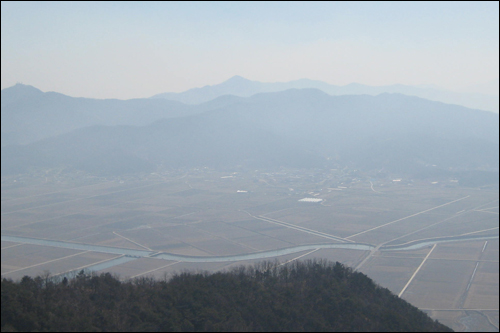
[2,167,498,331]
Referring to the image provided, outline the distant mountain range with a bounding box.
[1,84,228,147]
[2,85,498,178]
[151,75,499,113]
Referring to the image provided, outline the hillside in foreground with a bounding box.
[1,260,452,332]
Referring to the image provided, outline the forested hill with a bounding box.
[1,260,452,332]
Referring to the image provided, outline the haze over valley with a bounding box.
[2,2,498,332]
[151,75,500,113]
[2,82,498,179]
[2,79,499,331]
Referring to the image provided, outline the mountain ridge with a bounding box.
[2,89,498,177]
[1,84,216,147]
[151,76,499,112]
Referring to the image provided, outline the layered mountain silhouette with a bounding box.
[152,75,499,113]
[2,85,498,178]
[1,84,230,147]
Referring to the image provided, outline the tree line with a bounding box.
[1,260,452,332]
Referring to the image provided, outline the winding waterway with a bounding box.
[2,234,498,276]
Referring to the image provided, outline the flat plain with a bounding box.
[2,169,498,331]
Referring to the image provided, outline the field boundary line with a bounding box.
[189,223,260,252]
[2,198,150,230]
[256,214,354,243]
[0,181,116,203]
[474,210,499,215]
[1,180,171,216]
[241,210,347,243]
[384,227,499,249]
[2,250,90,276]
[278,249,319,266]
[399,243,437,298]
[475,205,499,212]
[482,241,488,253]
[379,255,498,263]
[456,227,499,237]
[113,231,152,251]
[428,258,499,263]
[347,196,470,239]
[129,261,181,279]
[466,262,479,292]
[52,254,125,278]
[1,243,24,250]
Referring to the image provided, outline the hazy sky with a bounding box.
[1,1,498,99]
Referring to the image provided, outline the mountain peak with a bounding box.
[226,75,249,82]
[1,84,44,106]
[2,83,43,94]
[220,75,253,86]
[216,75,260,92]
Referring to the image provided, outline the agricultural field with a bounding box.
[2,169,498,331]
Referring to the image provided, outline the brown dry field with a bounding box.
[373,247,430,258]
[2,244,118,280]
[391,212,499,246]
[426,310,468,332]
[304,248,369,268]
[402,259,478,309]
[429,240,488,261]
[484,207,499,214]
[483,310,499,330]
[376,240,499,331]
[464,261,499,309]
[481,239,499,262]
[2,174,498,331]
[1,244,83,273]
[359,256,424,295]
[99,257,178,279]
[11,252,119,280]
[125,249,332,282]
[1,240,20,248]
[425,310,499,332]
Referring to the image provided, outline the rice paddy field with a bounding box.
[2,169,498,331]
